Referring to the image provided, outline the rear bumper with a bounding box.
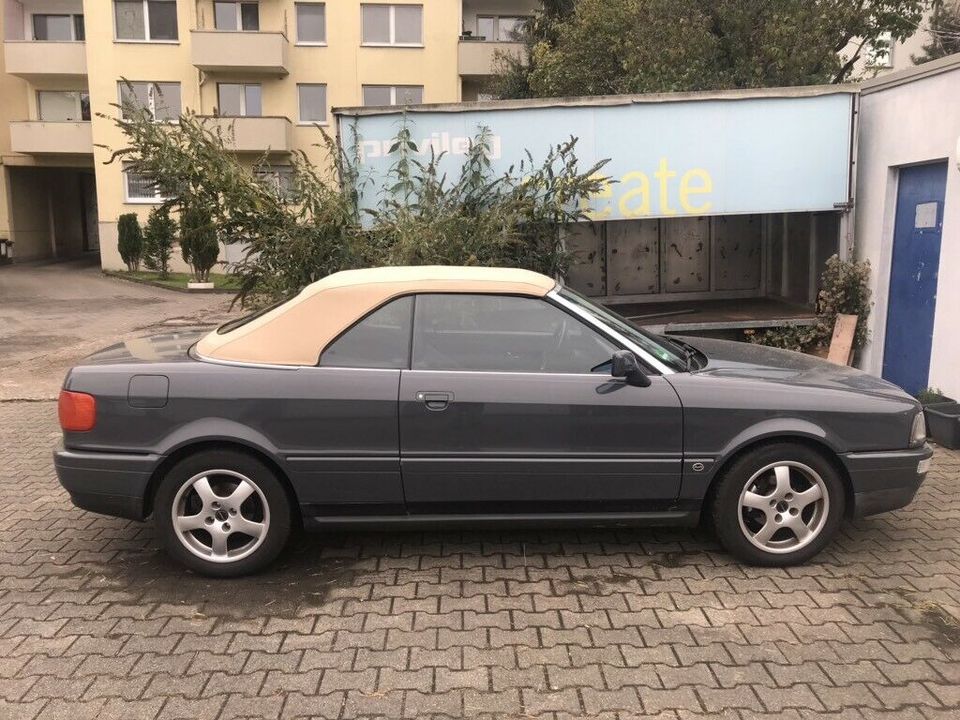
[840,444,933,518]
[54,448,160,521]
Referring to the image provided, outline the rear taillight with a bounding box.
[58,390,96,432]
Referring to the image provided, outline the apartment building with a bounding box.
[0,0,538,269]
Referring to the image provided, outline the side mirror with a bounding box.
[611,350,651,387]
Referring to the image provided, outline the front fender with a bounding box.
[678,417,838,502]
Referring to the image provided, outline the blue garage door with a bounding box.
[882,162,948,396]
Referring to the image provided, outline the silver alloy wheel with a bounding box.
[737,461,829,554]
[171,469,270,564]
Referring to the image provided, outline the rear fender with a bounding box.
[154,418,286,471]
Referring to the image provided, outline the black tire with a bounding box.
[153,449,293,577]
[711,442,845,567]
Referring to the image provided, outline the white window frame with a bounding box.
[295,2,327,45]
[475,15,528,42]
[363,84,424,106]
[296,83,328,125]
[866,31,894,68]
[31,13,85,41]
[214,1,260,32]
[117,81,181,123]
[123,163,167,204]
[114,0,179,44]
[217,83,263,117]
[36,90,90,122]
[361,4,423,47]
[255,166,296,200]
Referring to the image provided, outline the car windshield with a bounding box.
[557,287,689,372]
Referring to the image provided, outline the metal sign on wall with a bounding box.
[338,90,855,221]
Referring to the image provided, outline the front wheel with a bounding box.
[154,449,292,577]
[711,443,845,566]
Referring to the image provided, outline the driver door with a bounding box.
[399,293,683,514]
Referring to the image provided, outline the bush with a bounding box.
[179,203,220,283]
[749,254,872,356]
[106,107,607,306]
[117,213,144,272]
[143,207,176,278]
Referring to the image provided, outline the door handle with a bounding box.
[416,391,453,411]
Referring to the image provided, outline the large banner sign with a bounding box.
[338,91,854,221]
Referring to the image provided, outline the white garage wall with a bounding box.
[855,54,960,399]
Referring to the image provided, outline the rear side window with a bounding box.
[412,294,618,373]
[319,296,413,368]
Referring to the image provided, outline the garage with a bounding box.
[336,85,857,335]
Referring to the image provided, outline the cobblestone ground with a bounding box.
[2,402,960,720]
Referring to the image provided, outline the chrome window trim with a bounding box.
[548,288,675,375]
[191,345,300,371]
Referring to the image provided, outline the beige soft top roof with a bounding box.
[196,265,557,366]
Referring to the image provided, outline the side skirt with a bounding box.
[301,510,701,531]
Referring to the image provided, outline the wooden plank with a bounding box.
[661,216,709,292]
[607,219,660,295]
[713,214,762,291]
[565,223,605,296]
[827,314,857,365]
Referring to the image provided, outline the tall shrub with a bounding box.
[179,203,220,283]
[117,213,144,272]
[143,206,176,278]
[106,107,607,305]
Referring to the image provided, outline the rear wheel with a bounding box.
[711,442,845,566]
[154,449,292,577]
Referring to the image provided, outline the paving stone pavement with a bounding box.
[2,401,960,720]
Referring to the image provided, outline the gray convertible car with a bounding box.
[55,266,931,576]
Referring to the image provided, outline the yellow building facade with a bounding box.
[1,0,535,269]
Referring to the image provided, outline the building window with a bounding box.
[866,31,894,68]
[217,83,262,116]
[297,84,327,123]
[476,15,527,42]
[37,91,91,122]
[114,0,178,42]
[362,84,423,106]
[119,81,181,122]
[214,1,259,31]
[255,166,296,200]
[361,4,422,46]
[32,14,85,41]
[123,164,166,203]
[296,3,326,43]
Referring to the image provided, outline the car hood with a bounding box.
[678,336,913,401]
[80,330,208,365]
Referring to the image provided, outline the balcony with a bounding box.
[3,41,87,79]
[191,31,289,75]
[199,116,292,153]
[458,40,525,77]
[9,121,93,155]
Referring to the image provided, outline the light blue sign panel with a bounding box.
[338,92,854,221]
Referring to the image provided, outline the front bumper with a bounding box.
[840,444,933,518]
[54,448,160,521]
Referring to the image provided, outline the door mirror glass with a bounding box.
[611,350,650,387]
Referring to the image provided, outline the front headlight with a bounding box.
[910,411,927,447]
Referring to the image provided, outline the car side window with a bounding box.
[412,294,619,373]
[319,296,413,369]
